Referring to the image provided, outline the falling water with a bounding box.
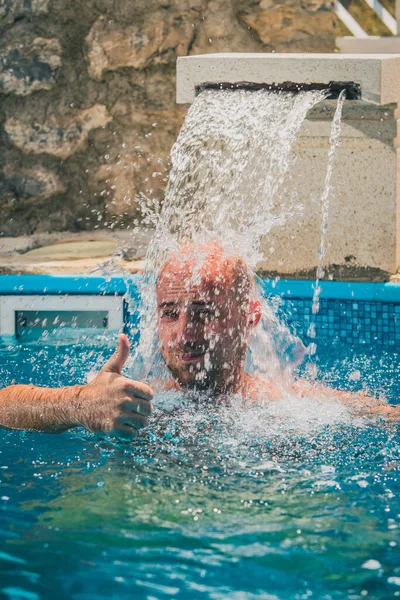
[147,89,327,270]
[307,90,346,364]
[131,88,327,386]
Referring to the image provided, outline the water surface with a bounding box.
[0,341,399,600]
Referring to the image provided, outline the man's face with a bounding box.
[156,270,251,390]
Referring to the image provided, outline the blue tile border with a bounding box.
[0,274,140,296]
[257,279,400,347]
[1,275,400,302]
[258,279,400,303]
[273,297,400,347]
[1,275,400,346]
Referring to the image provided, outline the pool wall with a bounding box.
[260,280,400,347]
[1,275,400,347]
[0,275,139,342]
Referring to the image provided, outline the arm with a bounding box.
[293,380,400,422]
[0,334,153,437]
[0,383,85,433]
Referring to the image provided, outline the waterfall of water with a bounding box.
[307,90,346,366]
[130,88,328,386]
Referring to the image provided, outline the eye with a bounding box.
[160,309,179,320]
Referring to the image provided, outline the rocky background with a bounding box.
[0,0,336,237]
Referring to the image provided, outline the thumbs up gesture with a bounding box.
[76,334,154,438]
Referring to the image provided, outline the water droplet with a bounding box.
[362,560,381,570]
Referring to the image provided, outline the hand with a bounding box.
[75,334,154,438]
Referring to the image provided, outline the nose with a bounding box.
[178,310,201,344]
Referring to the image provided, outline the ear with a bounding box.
[248,299,262,328]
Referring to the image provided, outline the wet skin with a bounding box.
[157,274,255,392]
[0,334,154,437]
[0,246,260,435]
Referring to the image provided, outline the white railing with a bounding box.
[335,0,399,37]
[364,0,397,33]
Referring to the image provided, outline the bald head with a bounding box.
[156,242,261,392]
[157,241,254,305]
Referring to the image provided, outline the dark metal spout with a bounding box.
[195,81,361,100]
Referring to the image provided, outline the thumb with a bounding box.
[102,333,130,374]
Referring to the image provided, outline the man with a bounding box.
[0,242,398,435]
[155,242,399,418]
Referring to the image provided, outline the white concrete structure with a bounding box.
[177,53,400,105]
[176,53,400,278]
[337,37,400,53]
[0,295,123,338]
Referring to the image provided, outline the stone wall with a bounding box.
[0,0,336,236]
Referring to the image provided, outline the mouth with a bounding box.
[179,350,206,363]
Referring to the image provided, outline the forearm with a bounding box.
[0,384,84,432]
[294,380,399,421]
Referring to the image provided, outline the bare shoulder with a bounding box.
[240,373,283,403]
[293,378,372,404]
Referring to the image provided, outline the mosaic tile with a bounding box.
[272,296,400,348]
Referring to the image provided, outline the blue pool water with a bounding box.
[0,337,399,600]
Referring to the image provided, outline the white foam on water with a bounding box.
[152,380,359,448]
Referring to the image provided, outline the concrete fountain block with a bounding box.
[337,37,400,55]
[175,53,400,278]
[177,53,400,105]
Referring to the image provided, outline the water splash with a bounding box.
[146,89,326,269]
[131,89,327,384]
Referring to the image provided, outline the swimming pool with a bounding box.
[0,276,399,599]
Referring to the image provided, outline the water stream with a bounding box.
[307,90,346,367]
[131,88,328,389]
